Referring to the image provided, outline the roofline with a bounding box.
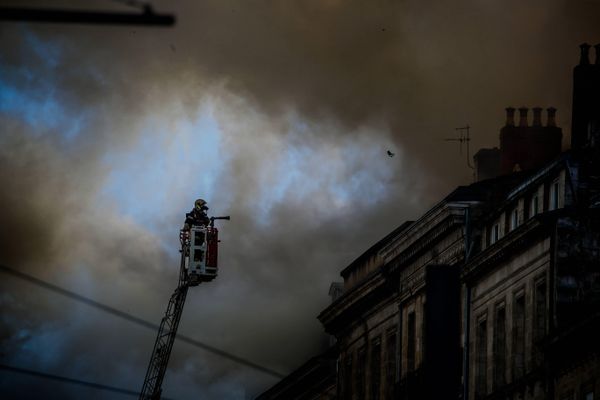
[340,220,414,278]
[507,152,570,201]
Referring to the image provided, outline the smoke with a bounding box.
[1,0,600,398]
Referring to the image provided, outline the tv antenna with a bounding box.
[444,125,474,170]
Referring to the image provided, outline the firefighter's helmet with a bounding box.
[195,198,208,211]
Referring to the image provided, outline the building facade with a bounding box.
[256,43,600,400]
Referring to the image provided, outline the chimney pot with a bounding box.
[505,107,516,126]
[580,43,591,65]
[518,107,529,127]
[532,107,542,127]
[547,107,557,127]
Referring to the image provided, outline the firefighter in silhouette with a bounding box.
[183,198,210,230]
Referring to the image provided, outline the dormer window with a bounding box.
[530,195,539,218]
[510,209,519,231]
[491,223,500,244]
[549,180,560,210]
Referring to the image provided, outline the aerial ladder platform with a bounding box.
[139,216,229,400]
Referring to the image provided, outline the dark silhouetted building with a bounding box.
[256,43,600,400]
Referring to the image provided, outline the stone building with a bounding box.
[255,43,600,400]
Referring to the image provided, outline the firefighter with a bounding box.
[183,198,210,230]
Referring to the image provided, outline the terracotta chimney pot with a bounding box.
[518,107,529,127]
[547,107,557,127]
[580,43,591,65]
[505,107,516,127]
[532,107,542,127]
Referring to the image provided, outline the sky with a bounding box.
[1,0,600,399]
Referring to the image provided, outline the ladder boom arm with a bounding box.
[139,218,228,399]
[139,244,190,400]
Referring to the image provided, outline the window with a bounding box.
[513,295,526,380]
[493,306,506,389]
[385,330,397,399]
[491,223,500,244]
[476,317,488,397]
[510,208,519,231]
[406,312,416,373]
[530,194,540,217]
[371,337,382,400]
[343,353,353,400]
[534,280,547,366]
[534,280,547,340]
[357,346,366,399]
[581,381,595,400]
[550,180,560,210]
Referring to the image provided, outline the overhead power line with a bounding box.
[0,264,286,379]
[0,363,175,400]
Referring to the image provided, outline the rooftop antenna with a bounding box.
[444,125,474,170]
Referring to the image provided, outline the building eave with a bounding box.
[340,220,413,279]
[462,214,554,283]
[318,267,393,335]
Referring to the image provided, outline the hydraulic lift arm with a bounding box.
[139,241,190,400]
[139,215,229,400]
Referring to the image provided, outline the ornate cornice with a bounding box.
[318,268,395,335]
[461,217,550,283]
[379,202,469,264]
[319,205,469,335]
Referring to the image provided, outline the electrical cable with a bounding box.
[0,363,175,399]
[0,264,286,379]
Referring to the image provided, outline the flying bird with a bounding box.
[387,150,395,157]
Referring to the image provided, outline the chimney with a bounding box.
[532,107,542,127]
[505,107,515,126]
[518,107,529,127]
[547,107,557,127]
[580,43,591,65]
[499,107,562,176]
[572,43,600,154]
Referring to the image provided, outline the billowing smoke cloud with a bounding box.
[1,0,600,399]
